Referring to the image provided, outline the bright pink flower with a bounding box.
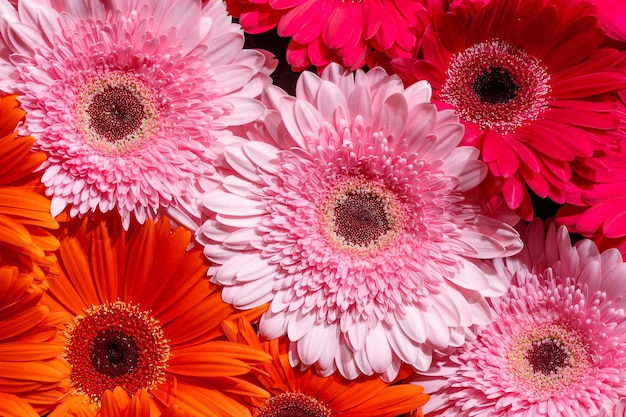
[197,63,522,381]
[414,220,626,416]
[225,0,426,71]
[594,0,626,43]
[556,91,626,257]
[391,0,626,220]
[0,0,275,229]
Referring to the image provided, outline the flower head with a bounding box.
[390,0,626,220]
[225,0,426,71]
[0,263,69,416]
[223,318,429,417]
[71,387,199,417]
[0,94,58,282]
[42,215,270,417]
[0,0,275,229]
[415,220,626,416]
[198,63,522,380]
[555,92,626,258]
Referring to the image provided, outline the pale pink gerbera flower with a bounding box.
[197,63,522,381]
[0,0,275,229]
[415,220,626,416]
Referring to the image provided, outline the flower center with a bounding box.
[440,39,550,133]
[508,323,589,393]
[75,73,160,154]
[526,338,568,375]
[471,67,519,104]
[65,301,170,402]
[321,178,402,254]
[257,392,332,417]
[90,330,139,378]
[334,190,391,246]
[87,86,145,143]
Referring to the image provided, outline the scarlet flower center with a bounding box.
[508,323,589,393]
[75,73,160,154]
[440,39,550,133]
[320,178,402,254]
[257,392,332,417]
[65,301,170,402]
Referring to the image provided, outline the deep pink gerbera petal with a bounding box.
[390,0,626,220]
[413,219,626,416]
[0,0,275,229]
[225,0,426,71]
[555,91,626,258]
[197,63,522,381]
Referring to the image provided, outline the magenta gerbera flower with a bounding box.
[391,0,626,220]
[0,0,275,229]
[225,0,426,71]
[555,91,626,257]
[415,219,626,416]
[197,63,522,381]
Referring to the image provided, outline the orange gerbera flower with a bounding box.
[75,387,197,417]
[223,318,430,417]
[42,214,271,417]
[0,263,69,416]
[0,94,58,283]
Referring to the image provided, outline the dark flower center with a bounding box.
[333,191,391,247]
[65,301,170,402]
[526,338,568,375]
[321,178,402,254]
[257,392,332,417]
[86,86,145,143]
[440,39,550,133]
[471,67,519,104]
[508,323,589,393]
[76,73,160,154]
[90,330,139,378]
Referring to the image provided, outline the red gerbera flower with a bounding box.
[391,0,626,220]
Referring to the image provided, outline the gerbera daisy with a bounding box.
[0,263,68,416]
[0,0,276,229]
[594,0,626,43]
[0,94,58,282]
[414,219,626,416]
[224,0,425,71]
[391,0,626,220]
[197,63,522,380]
[42,215,271,417]
[222,318,430,417]
[82,387,197,417]
[555,91,626,257]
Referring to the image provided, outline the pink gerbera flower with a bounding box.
[224,0,426,71]
[391,0,626,220]
[197,63,522,381]
[415,220,626,416]
[0,0,275,229]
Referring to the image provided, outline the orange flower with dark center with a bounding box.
[42,214,271,417]
[223,318,430,417]
[0,94,58,283]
